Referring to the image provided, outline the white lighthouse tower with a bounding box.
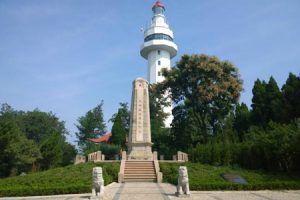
[140,0,178,127]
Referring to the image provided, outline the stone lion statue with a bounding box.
[176,166,190,196]
[91,167,104,198]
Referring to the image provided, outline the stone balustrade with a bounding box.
[172,151,188,162]
[177,151,188,161]
[88,151,104,162]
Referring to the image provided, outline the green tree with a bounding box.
[251,79,268,126]
[162,54,243,143]
[75,101,107,152]
[110,102,130,134]
[22,110,68,143]
[265,77,284,122]
[111,111,126,148]
[233,103,251,141]
[39,132,65,169]
[282,73,300,122]
[251,77,284,126]
[149,84,173,155]
[0,121,41,177]
[61,143,77,166]
[0,103,77,173]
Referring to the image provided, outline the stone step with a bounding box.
[125,170,155,174]
[123,178,156,182]
[124,174,156,179]
[123,160,157,182]
[125,163,154,166]
[125,166,154,169]
[125,168,155,171]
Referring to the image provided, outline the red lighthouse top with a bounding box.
[153,0,165,9]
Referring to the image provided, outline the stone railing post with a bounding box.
[153,151,158,160]
[121,151,127,160]
[173,155,177,161]
[160,155,164,160]
[154,160,163,183]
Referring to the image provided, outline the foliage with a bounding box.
[189,120,300,172]
[0,104,76,177]
[84,143,121,160]
[233,103,251,141]
[75,101,107,152]
[251,77,284,126]
[111,111,127,148]
[162,54,243,143]
[282,73,300,122]
[149,84,173,156]
[0,162,120,197]
[0,121,41,177]
[61,143,77,166]
[21,110,68,143]
[160,162,300,190]
[110,102,130,133]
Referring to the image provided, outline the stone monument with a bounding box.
[127,78,153,160]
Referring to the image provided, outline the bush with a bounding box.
[189,121,300,173]
[160,162,300,190]
[0,162,120,197]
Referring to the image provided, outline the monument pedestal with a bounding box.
[128,142,153,160]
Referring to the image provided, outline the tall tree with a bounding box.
[251,77,284,126]
[265,77,284,122]
[75,101,107,152]
[148,84,171,153]
[111,111,126,148]
[21,110,68,143]
[282,73,300,122]
[110,102,130,134]
[251,79,268,126]
[0,121,41,177]
[233,103,251,141]
[162,54,243,143]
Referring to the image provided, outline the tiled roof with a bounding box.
[89,132,112,143]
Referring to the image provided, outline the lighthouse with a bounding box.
[140,0,178,127]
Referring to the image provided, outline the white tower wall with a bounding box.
[140,1,177,128]
[147,50,171,84]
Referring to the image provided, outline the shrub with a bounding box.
[160,162,300,190]
[0,162,120,197]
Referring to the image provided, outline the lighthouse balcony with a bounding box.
[140,40,177,59]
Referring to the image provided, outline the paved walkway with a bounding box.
[1,182,300,200]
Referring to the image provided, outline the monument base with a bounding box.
[127,142,153,160]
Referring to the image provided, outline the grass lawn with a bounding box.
[160,162,300,190]
[2,161,300,197]
[0,162,120,197]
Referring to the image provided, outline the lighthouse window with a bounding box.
[158,71,161,76]
[158,60,161,65]
[158,50,161,55]
[144,33,173,42]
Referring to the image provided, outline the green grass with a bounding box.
[160,162,300,190]
[2,161,300,197]
[0,162,120,197]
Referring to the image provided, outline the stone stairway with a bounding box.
[124,160,157,182]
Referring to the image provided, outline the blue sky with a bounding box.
[1,0,299,145]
